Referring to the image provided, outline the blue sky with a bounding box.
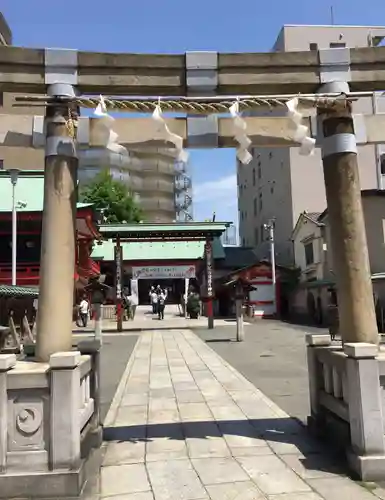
[2,0,385,225]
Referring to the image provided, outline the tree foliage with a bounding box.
[79,170,143,224]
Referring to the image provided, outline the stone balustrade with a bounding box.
[307,334,385,480]
[0,349,100,498]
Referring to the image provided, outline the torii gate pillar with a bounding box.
[318,81,378,344]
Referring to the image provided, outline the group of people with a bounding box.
[149,285,168,320]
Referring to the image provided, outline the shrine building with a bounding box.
[0,171,101,289]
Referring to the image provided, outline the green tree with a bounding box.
[79,170,143,224]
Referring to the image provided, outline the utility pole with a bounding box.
[318,90,378,344]
[9,169,19,286]
[264,219,277,316]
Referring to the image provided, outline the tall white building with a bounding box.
[237,25,385,264]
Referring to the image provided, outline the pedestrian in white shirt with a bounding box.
[79,295,90,327]
[130,293,138,320]
[150,290,158,314]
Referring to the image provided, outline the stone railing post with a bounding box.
[0,354,16,472]
[344,343,385,480]
[306,334,331,432]
[49,352,81,470]
[78,339,102,448]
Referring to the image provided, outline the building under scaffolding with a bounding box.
[78,148,193,223]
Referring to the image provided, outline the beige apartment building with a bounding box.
[0,13,192,222]
[238,25,385,264]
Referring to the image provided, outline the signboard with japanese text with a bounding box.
[132,265,196,280]
[205,241,213,297]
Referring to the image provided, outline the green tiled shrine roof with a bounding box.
[0,172,91,212]
[92,237,225,262]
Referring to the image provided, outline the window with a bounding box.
[304,241,314,266]
[259,192,263,211]
[253,168,256,186]
[258,164,261,179]
[309,43,318,51]
[330,42,346,48]
[380,154,385,175]
[254,197,257,216]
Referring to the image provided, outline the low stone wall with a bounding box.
[307,334,385,480]
[0,345,101,498]
[101,304,116,320]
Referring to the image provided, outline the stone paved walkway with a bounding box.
[97,329,384,500]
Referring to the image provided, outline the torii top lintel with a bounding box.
[99,222,231,242]
[1,45,385,95]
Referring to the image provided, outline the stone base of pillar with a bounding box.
[347,452,385,482]
[0,350,102,498]
[0,447,101,499]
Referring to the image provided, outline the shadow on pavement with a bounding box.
[103,417,347,477]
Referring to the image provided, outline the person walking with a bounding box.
[150,288,158,314]
[130,292,138,320]
[158,289,166,320]
[79,295,90,327]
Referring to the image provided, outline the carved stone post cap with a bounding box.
[306,334,331,346]
[0,353,17,371]
[49,351,81,368]
[344,343,378,359]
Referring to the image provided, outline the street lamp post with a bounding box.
[9,169,20,286]
[264,219,276,315]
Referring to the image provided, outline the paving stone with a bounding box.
[209,405,247,421]
[103,441,146,466]
[218,421,267,449]
[174,381,199,391]
[192,457,250,485]
[231,446,274,457]
[268,437,325,456]
[149,398,178,411]
[186,436,231,458]
[178,402,214,421]
[183,420,222,439]
[121,394,149,406]
[102,493,155,499]
[237,455,311,495]
[115,405,148,426]
[148,409,180,424]
[206,481,266,500]
[308,476,378,500]
[101,464,151,497]
[150,388,176,399]
[267,493,324,500]
[281,453,347,480]
[175,390,205,403]
[373,486,385,500]
[147,459,208,500]
[146,437,188,462]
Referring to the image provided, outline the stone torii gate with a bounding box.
[0,45,385,490]
[0,45,384,360]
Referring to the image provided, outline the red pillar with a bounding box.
[115,236,123,332]
[205,239,214,329]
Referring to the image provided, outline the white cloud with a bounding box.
[193,174,237,204]
[192,174,238,223]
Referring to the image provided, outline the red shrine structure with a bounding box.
[0,171,101,288]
